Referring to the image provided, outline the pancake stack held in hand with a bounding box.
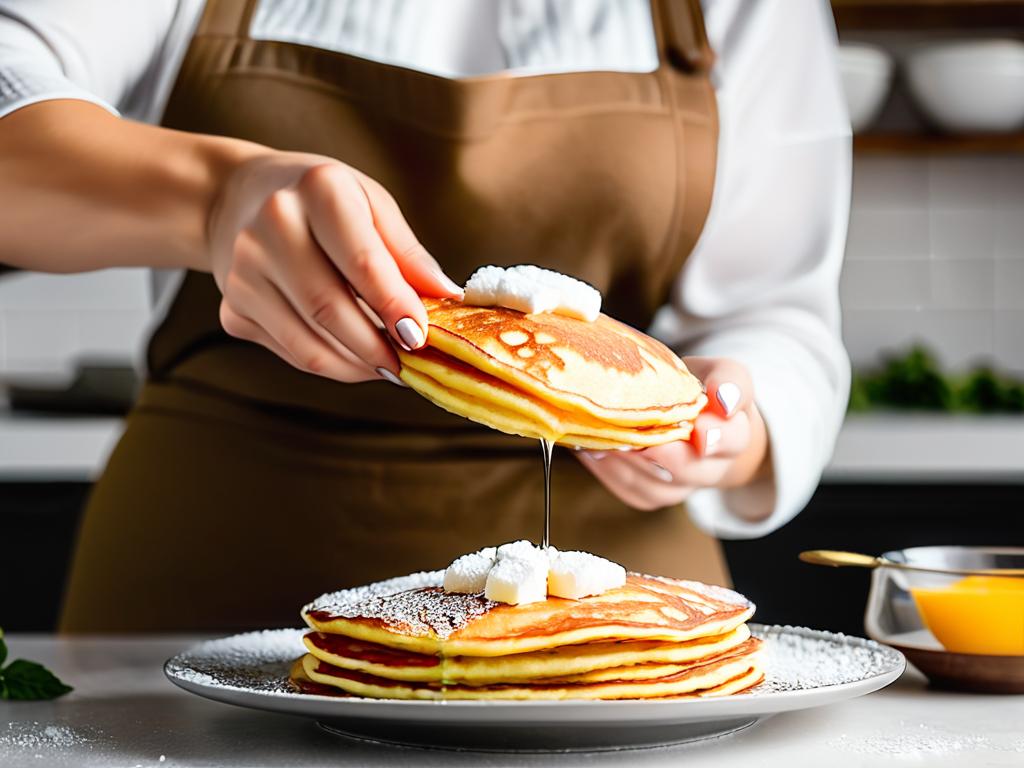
[396,294,707,450]
[290,554,763,701]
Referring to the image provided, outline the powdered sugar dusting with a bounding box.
[750,624,904,694]
[165,629,303,693]
[303,571,498,639]
[0,721,100,761]
[829,722,1024,757]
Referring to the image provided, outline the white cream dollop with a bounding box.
[462,265,602,322]
[442,540,627,605]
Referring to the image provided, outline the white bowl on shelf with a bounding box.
[839,43,894,133]
[906,40,1024,133]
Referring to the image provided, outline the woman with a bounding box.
[0,0,850,631]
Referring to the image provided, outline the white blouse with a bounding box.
[0,0,853,540]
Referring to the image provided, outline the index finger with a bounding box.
[298,164,428,350]
[356,172,463,299]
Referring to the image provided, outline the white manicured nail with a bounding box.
[648,462,673,483]
[705,427,721,456]
[395,317,425,350]
[376,368,407,387]
[717,382,741,416]
[587,451,608,461]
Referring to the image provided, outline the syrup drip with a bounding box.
[540,438,554,550]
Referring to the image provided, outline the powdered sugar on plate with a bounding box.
[164,629,303,694]
[750,625,904,694]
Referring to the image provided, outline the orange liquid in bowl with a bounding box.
[910,576,1024,656]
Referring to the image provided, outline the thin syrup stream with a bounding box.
[540,438,554,549]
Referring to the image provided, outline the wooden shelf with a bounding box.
[833,0,1024,29]
[854,131,1024,153]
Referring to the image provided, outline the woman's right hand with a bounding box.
[207,152,463,384]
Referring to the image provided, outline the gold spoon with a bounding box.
[799,550,1024,578]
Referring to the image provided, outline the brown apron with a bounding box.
[60,0,722,632]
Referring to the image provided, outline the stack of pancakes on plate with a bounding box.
[290,572,763,700]
[396,298,707,450]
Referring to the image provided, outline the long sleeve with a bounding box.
[0,0,200,122]
[650,0,852,538]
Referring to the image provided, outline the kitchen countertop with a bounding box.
[2,411,1023,483]
[2,635,1023,767]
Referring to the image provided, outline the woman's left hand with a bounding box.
[576,357,769,512]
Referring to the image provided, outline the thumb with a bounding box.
[683,356,754,419]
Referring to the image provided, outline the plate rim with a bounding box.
[164,623,906,718]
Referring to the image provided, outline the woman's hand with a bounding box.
[576,357,771,516]
[208,152,463,384]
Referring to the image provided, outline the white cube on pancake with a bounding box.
[496,539,549,565]
[443,547,497,594]
[462,264,601,322]
[485,555,548,605]
[548,550,626,600]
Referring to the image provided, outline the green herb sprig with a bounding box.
[0,628,73,700]
[849,345,1024,414]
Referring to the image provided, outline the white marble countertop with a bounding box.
[1,411,1023,483]
[1,635,1023,767]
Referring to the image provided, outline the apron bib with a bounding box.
[61,0,721,632]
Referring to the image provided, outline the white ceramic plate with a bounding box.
[164,624,905,752]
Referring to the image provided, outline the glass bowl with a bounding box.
[864,546,1024,693]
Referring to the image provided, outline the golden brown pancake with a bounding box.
[397,298,706,448]
[301,624,752,685]
[302,572,754,658]
[295,638,762,701]
[293,571,761,702]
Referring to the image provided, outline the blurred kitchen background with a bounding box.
[2,0,1022,634]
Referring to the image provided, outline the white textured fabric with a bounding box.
[0,0,852,539]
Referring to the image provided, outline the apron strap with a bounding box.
[651,0,715,73]
[192,0,259,38]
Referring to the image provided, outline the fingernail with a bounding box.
[376,368,407,387]
[647,461,673,483]
[717,382,741,416]
[704,427,721,456]
[587,451,608,461]
[395,317,425,350]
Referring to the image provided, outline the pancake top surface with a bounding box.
[421,298,703,420]
[303,571,753,644]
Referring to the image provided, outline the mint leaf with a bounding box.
[0,629,73,701]
[1,659,73,700]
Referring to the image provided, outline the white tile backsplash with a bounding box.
[844,154,1024,374]
[851,157,929,211]
[0,269,151,378]
[930,208,997,261]
[994,260,1024,311]
[0,270,150,310]
[840,260,930,309]
[845,208,930,261]
[928,156,1024,211]
[930,260,995,310]
[842,308,994,370]
[995,209,1024,260]
[4,310,80,377]
[994,312,1024,374]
